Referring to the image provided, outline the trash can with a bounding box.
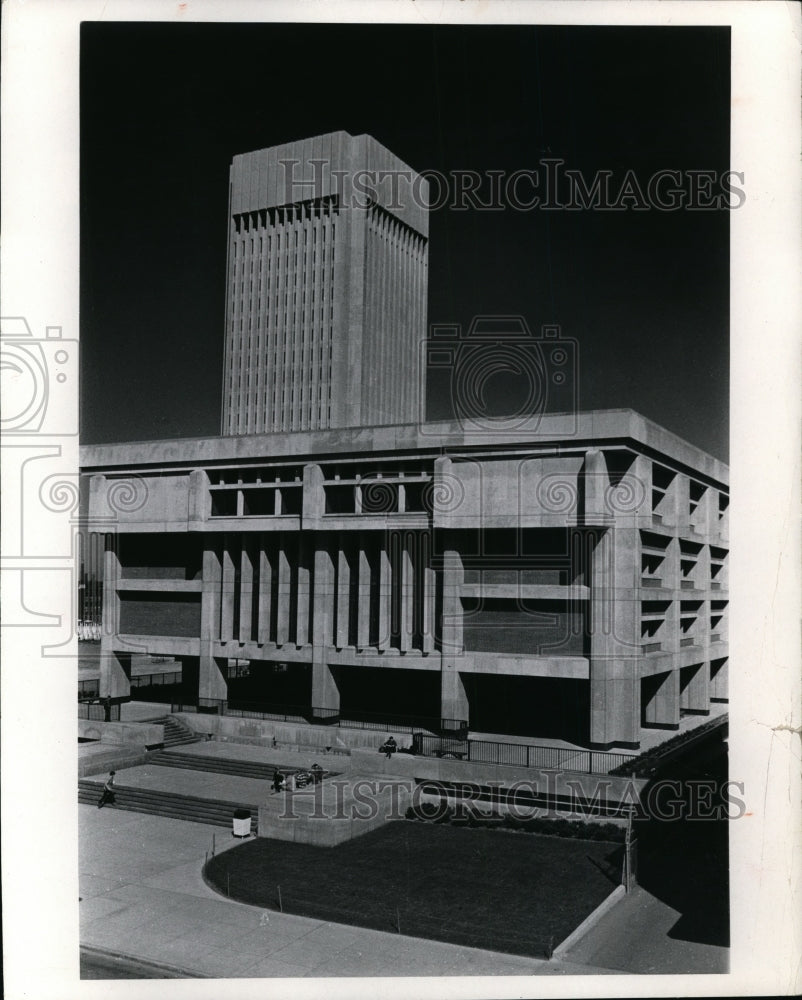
[232,809,251,838]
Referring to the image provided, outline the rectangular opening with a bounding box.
[211,490,237,517]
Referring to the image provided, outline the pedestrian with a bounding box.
[272,770,284,794]
[97,771,116,809]
[311,762,323,784]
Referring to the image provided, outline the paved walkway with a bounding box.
[559,884,728,974]
[79,805,614,978]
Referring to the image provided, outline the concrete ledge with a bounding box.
[350,748,648,806]
[552,884,626,958]
[78,719,164,747]
[80,945,209,979]
[78,746,149,777]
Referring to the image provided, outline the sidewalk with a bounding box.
[79,805,615,978]
[557,884,728,974]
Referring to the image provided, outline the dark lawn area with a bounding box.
[205,821,622,958]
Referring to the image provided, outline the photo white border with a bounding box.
[2,2,800,998]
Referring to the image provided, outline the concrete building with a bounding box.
[80,133,728,752]
[221,132,428,435]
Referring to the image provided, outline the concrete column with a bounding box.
[582,448,610,522]
[220,536,236,641]
[440,546,467,725]
[312,542,339,716]
[589,526,640,748]
[422,563,436,655]
[441,667,469,725]
[200,539,222,642]
[100,651,131,700]
[238,538,254,642]
[257,535,272,644]
[199,654,228,702]
[276,536,291,646]
[296,535,311,647]
[336,542,351,649]
[377,542,392,651]
[680,662,709,714]
[644,669,680,729]
[356,533,371,650]
[302,463,325,526]
[400,533,415,652]
[710,657,729,700]
[187,469,209,528]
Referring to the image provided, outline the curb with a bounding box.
[552,884,627,959]
[80,945,209,979]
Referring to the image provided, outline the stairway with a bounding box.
[146,750,289,781]
[78,778,257,832]
[153,715,205,749]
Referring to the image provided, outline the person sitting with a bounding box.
[97,771,116,809]
[310,762,324,784]
[381,736,397,759]
[272,770,284,794]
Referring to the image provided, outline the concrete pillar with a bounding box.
[100,650,131,700]
[199,654,228,702]
[422,563,436,655]
[680,662,709,714]
[220,536,236,641]
[582,448,610,522]
[589,526,640,748]
[187,469,209,528]
[312,542,339,716]
[441,667,469,725]
[710,658,729,701]
[400,533,415,652]
[336,542,351,649]
[302,463,325,526]
[257,535,272,644]
[644,669,680,729]
[377,543,392,651]
[296,536,311,647]
[238,538,254,642]
[440,546,467,725]
[276,536,291,646]
[356,533,371,650]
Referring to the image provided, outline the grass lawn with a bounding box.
[205,821,622,958]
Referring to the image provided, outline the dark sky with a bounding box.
[80,22,730,460]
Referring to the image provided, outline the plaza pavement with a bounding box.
[79,805,615,979]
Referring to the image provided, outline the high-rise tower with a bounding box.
[221,131,429,435]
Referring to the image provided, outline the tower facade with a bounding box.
[221,132,429,435]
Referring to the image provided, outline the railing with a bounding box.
[337,710,467,737]
[130,670,182,689]
[169,698,466,736]
[78,701,121,722]
[411,733,634,775]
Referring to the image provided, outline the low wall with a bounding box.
[257,778,412,847]
[350,749,648,812]
[78,719,164,749]
[78,745,149,777]
[175,714,404,753]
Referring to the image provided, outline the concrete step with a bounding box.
[152,716,205,748]
[77,779,257,832]
[146,750,282,781]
